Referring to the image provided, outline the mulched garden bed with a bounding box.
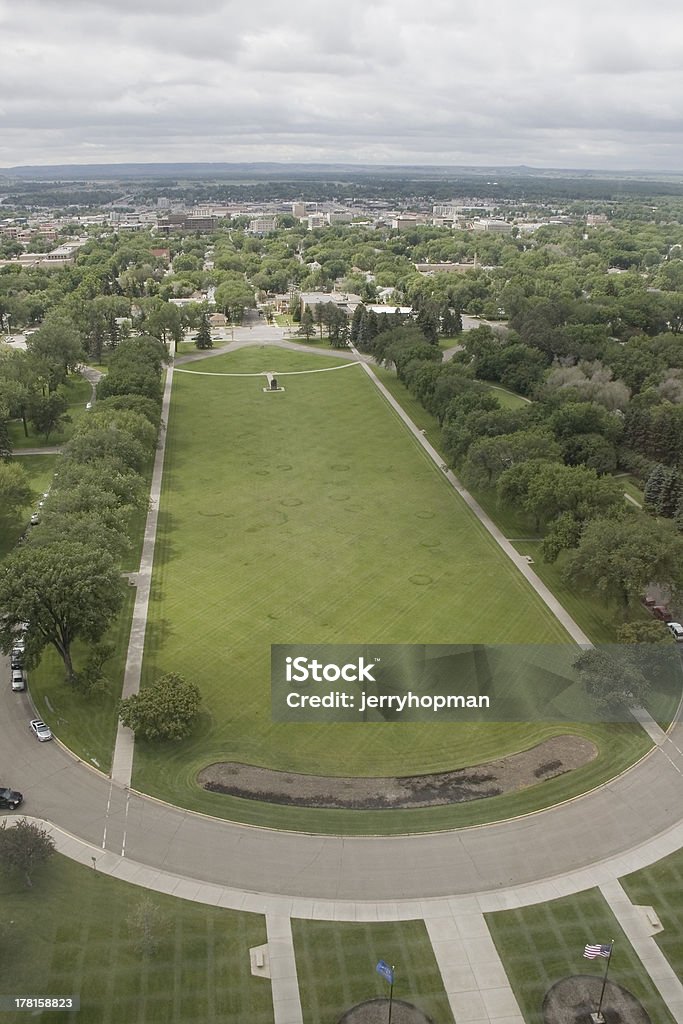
[198,735,597,810]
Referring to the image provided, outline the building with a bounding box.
[299,291,363,315]
[157,214,218,235]
[247,216,277,235]
[470,219,513,234]
[391,215,427,231]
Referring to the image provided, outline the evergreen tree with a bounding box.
[298,307,315,341]
[674,494,683,532]
[195,313,213,350]
[658,467,681,518]
[350,304,366,343]
[643,463,667,513]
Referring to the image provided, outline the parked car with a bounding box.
[29,719,52,742]
[0,787,23,810]
[30,512,40,526]
[11,667,26,692]
[652,605,672,621]
[666,621,683,642]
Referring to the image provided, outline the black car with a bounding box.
[0,787,23,810]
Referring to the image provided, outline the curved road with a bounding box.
[3,669,682,901]
[2,325,682,906]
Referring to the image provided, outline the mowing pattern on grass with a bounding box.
[621,848,683,980]
[292,920,453,1024]
[0,855,272,1024]
[132,347,653,832]
[486,889,675,1024]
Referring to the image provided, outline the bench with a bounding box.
[646,909,662,931]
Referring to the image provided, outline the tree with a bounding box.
[0,462,32,521]
[118,673,202,741]
[298,307,315,341]
[463,431,561,489]
[497,460,623,534]
[573,648,650,712]
[565,515,683,608]
[0,416,12,461]
[25,315,84,392]
[145,301,183,349]
[195,311,213,350]
[0,819,55,888]
[128,896,165,957]
[0,542,124,681]
[616,621,674,644]
[27,391,70,441]
[214,278,255,323]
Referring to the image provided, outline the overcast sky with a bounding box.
[1,0,682,170]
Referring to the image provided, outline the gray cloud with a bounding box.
[1,0,682,169]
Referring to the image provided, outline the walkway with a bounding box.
[110,364,174,786]
[13,446,62,456]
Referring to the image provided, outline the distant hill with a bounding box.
[1,162,681,183]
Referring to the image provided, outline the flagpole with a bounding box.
[594,940,614,1023]
[388,966,395,1024]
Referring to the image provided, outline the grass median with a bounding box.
[293,919,453,1024]
[129,346,653,832]
[486,888,676,1024]
[1,853,272,1024]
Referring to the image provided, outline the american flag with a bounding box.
[584,943,612,959]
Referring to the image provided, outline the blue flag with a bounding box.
[376,960,394,985]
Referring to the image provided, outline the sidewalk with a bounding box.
[110,364,174,786]
[20,815,683,1024]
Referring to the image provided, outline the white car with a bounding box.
[666,621,683,642]
[11,668,26,692]
[29,719,52,742]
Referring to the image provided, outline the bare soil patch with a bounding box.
[198,735,597,810]
[339,999,431,1024]
[543,976,651,1024]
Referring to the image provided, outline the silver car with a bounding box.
[29,719,52,742]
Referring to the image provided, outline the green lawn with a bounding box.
[129,346,652,832]
[482,382,531,409]
[613,473,645,507]
[0,853,272,1024]
[0,454,58,559]
[621,848,683,978]
[293,920,453,1024]
[486,889,676,1024]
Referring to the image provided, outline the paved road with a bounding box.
[3,667,682,901]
